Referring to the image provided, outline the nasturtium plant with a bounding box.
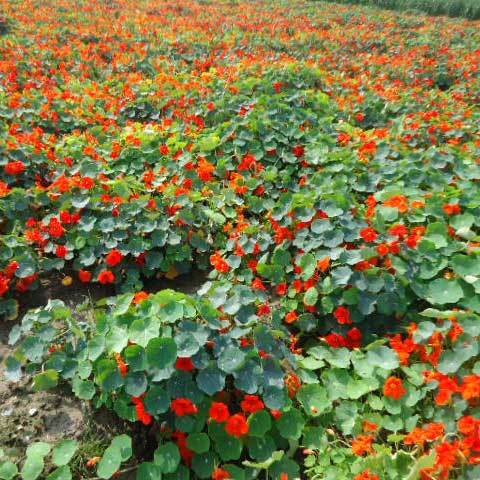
[1,0,480,478]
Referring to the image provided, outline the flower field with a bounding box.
[0,0,479,479]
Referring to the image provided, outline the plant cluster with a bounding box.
[319,0,480,19]
[0,0,479,479]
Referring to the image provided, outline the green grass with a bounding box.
[318,0,480,19]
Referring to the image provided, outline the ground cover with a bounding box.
[0,0,479,479]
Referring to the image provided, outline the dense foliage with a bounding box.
[320,0,480,19]
[1,0,479,479]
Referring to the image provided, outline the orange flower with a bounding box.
[317,256,330,272]
[351,435,374,456]
[461,375,480,401]
[354,470,379,480]
[383,376,406,400]
[285,310,298,324]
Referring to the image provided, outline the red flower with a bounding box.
[160,144,170,155]
[443,203,461,215]
[172,430,194,466]
[55,245,68,258]
[48,218,65,238]
[106,249,123,267]
[0,274,10,297]
[225,413,249,438]
[360,227,378,243]
[389,224,408,238]
[212,468,231,480]
[240,395,264,414]
[132,396,152,426]
[210,252,230,273]
[346,327,362,348]
[334,306,352,325]
[376,243,389,256]
[209,402,230,423]
[175,357,195,371]
[292,145,305,157]
[171,398,198,416]
[383,376,406,400]
[4,161,26,175]
[251,277,266,291]
[257,303,271,316]
[79,177,95,189]
[98,270,115,284]
[78,269,92,283]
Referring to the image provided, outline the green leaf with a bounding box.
[111,435,132,462]
[129,318,160,348]
[144,385,170,414]
[146,338,177,369]
[97,447,121,479]
[191,452,215,479]
[214,433,242,462]
[136,462,162,480]
[175,332,201,357]
[88,336,105,361]
[334,401,358,435]
[405,452,436,480]
[297,384,329,416]
[218,346,246,373]
[196,365,225,395]
[366,346,399,370]
[47,466,72,480]
[33,370,59,391]
[248,435,276,462]
[52,440,78,467]
[105,326,129,353]
[248,410,272,437]
[0,461,18,480]
[299,254,316,280]
[4,357,22,382]
[276,409,305,439]
[427,278,464,305]
[424,222,448,248]
[72,377,96,400]
[125,372,147,397]
[154,442,180,474]
[21,456,44,480]
[451,254,480,277]
[438,341,479,374]
[303,287,318,306]
[112,293,134,315]
[272,248,291,267]
[27,443,51,457]
[187,433,210,454]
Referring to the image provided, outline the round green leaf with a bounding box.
[275,409,305,440]
[47,466,72,480]
[52,440,78,467]
[196,365,225,395]
[187,433,210,454]
[427,278,464,305]
[247,410,272,437]
[146,338,177,369]
[154,442,180,474]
